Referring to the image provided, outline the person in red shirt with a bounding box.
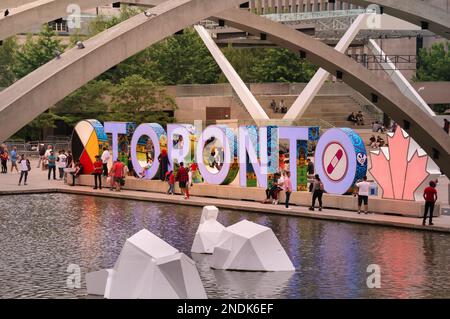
[165,170,175,195]
[93,155,103,190]
[176,162,189,199]
[110,159,125,192]
[423,180,438,226]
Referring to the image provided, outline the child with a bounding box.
[140,157,153,178]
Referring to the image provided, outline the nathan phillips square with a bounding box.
[0,0,449,310]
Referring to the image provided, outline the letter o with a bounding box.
[195,125,238,185]
[131,124,162,180]
[315,128,367,194]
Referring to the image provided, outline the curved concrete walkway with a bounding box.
[214,8,450,177]
[0,0,243,140]
[0,0,165,41]
[346,0,450,40]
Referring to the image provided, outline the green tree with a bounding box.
[416,42,450,81]
[0,37,18,87]
[15,111,71,140]
[54,80,112,125]
[251,48,318,83]
[14,24,65,79]
[109,75,177,124]
[147,29,221,85]
[220,45,265,83]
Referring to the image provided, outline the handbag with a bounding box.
[26,159,31,171]
[106,176,111,185]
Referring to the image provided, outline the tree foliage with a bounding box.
[109,75,177,125]
[0,37,18,87]
[251,48,317,83]
[13,24,65,79]
[416,42,450,81]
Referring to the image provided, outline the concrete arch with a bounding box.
[0,0,164,41]
[0,0,35,10]
[213,8,450,176]
[345,0,450,39]
[0,0,449,176]
[0,0,246,140]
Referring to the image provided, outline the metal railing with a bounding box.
[262,9,366,23]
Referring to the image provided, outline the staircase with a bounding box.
[254,94,379,128]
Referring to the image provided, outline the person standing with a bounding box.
[423,181,438,226]
[44,145,53,170]
[110,159,125,192]
[66,150,73,168]
[176,162,189,199]
[355,176,370,214]
[158,149,170,181]
[93,155,103,190]
[309,174,324,211]
[284,171,293,209]
[185,167,193,199]
[47,151,57,180]
[101,147,110,176]
[10,146,18,173]
[37,144,46,168]
[57,150,67,180]
[0,148,8,173]
[18,154,30,186]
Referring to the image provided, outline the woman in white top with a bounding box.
[18,154,30,186]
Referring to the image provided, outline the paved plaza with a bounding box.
[1,160,449,233]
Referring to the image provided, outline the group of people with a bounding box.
[263,171,293,209]
[270,99,288,114]
[347,111,365,126]
[369,135,385,149]
[371,121,386,133]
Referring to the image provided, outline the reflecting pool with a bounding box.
[0,194,449,298]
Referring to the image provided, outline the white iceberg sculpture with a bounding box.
[191,206,226,254]
[86,229,207,299]
[211,220,295,272]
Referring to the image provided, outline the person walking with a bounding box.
[423,181,438,226]
[18,154,30,186]
[57,150,67,180]
[0,148,8,173]
[10,146,18,173]
[93,155,103,190]
[166,170,175,195]
[309,174,324,211]
[101,147,110,176]
[47,151,57,180]
[284,171,293,209]
[355,176,370,214]
[176,162,189,199]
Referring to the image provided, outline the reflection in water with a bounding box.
[0,194,449,299]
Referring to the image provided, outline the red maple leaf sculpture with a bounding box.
[369,129,429,201]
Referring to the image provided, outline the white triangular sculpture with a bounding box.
[86,229,207,299]
[211,220,295,272]
[191,206,226,254]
